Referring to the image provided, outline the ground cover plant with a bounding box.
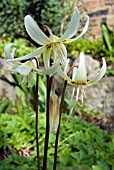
[0,105,114,170]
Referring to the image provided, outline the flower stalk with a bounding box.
[43,75,52,170]
[35,58,40,170]
[53,80,67,170]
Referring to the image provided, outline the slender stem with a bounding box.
[31,57,40,170]
[53,80,67,170]
[43,75,52,170]
[35,73,40,170]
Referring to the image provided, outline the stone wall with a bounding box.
[81,0,114,39]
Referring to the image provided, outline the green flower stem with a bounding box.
[53,80,67,170]
[43,75,52,170]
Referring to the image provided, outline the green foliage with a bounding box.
[105,67,114,77]
[0,39,6,58]
[12,74,46,112]
[0,0,25,39]
[0,0,66,40]
[66,38,112,61]
[0,154,91,170]
[11,38,36,57]
[101,24,114,62]
[0,154,37,170]
[0,108,35,149]
[59,115,114,169]
[14,74,46,112]
[41,0,63,36]
[57,164,91,170]
[0,98,12,114]
[66,38,114,77]
[0,38,35,58]
[0,108,114,169]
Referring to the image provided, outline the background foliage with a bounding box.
[0,105,114,170]
[0,0,72,41]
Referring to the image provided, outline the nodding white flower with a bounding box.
[7,8,89,68]
[57,52,106,102]
[4,43,61,85]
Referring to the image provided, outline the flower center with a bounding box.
[70,81,87,86]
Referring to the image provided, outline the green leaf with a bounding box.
[57,164,91,170]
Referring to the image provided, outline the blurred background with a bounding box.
[0,0,114,169]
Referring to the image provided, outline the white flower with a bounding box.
[57,52,106,102]
[4,43,60,83]
[7,8,89,68]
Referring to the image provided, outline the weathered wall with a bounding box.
[81,0,114,39]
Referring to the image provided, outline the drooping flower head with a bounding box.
[57,52,106,102]
[4,43,61,86]
[7,8,89,69]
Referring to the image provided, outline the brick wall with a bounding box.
[81,0,114,39]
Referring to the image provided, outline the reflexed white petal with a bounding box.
[57,66,71,81]
[7,46,45,62]
[25,15,52,45]
[66,15,89,43]
[36,60,60,76]
[59,8,80,41]
[4,43,16,59]
[43,47,51,69]
[4,43,19,66]
[11,47,16,58]
[74,52,87,82]
[86,58,106,86]
[15,61,33,75]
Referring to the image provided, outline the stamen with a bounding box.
[69,87,75,116]
[56,44,65,65]
[76,87,80,101]
[81,88,86,103]
[81,91,84,103]
[81,88,86,98]
[71,87,75,100]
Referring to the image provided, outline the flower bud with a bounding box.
[49,94,60,133]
